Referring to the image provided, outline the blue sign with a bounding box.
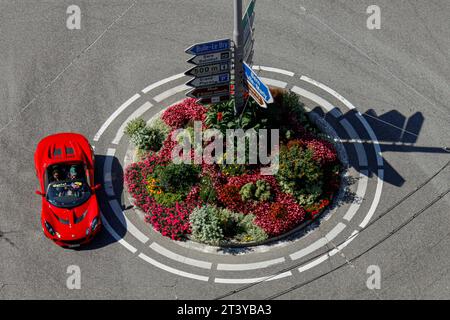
[243,62,273,103]
[185,39,231,56]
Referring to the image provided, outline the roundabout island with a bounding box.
[123,89,342,247]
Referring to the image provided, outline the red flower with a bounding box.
[217,112,223,122]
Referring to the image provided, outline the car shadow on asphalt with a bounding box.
[75,154,127,251]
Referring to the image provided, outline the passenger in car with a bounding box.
[51,168,63,182]
[68,165,79,180]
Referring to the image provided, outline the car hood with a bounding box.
[43,195,98,236]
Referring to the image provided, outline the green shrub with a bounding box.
[216,209,268,242]
[190,206,268,244]
[295,183,323,206]
[254,180,271,201]
[190,206,224,245]
[124,118,146,137]
[234,214,268,243]
[125,118,165,152]
[216,208,239,238]
[152,163,200,194]
[150,117,171,140]
[276,142,323,205]
[132,126,165,151]
[239,182,256,202]
[153,192,184,207]
[239,180,272,202]
[199,175,217,204]
[205,99,263,133]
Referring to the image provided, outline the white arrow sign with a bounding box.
[186,73,230,88]
[187,51,231,66]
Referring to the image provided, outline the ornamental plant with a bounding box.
[124,118,166,152]
[146,202,192,240]
[190,205,224,245]
[216,209,268,243]
[198,175,217,204]
[151,163,201,195]
[239,180,272,202]
[253,193,306,236]
[276,140,324,206]
[162,98,207,128]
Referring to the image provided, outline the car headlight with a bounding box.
[91,217,98,232]
[44,221,56,236]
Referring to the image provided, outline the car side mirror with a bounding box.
[35,190,45,197]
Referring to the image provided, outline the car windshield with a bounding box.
[47,179,91,208]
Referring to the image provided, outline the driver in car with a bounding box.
[68,165,83,196]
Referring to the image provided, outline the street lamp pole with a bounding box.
[233,0,245,115]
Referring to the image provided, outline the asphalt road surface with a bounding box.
[1,0,449,300]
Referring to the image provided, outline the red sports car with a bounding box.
[34,133,102,248]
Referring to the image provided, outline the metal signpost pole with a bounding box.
[233,0,245,115]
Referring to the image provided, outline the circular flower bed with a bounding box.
[124,88,341,245]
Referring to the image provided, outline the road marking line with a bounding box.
[153,84,190,103]
[142,73,185,94]
[354,113,383,166]
[329,230,359,256]
[214,272,292,284]
[298,230,359,273]
[112,101,154,145]
[252,65,295,77]
[360,170,384,228]
[343,171,368,222]
[138,253,209,282]
[104,148,116,197]
[291,86,335,112]
[217,257,285,271]
[324,222,346,242]
[109,199,149,244]
[301,76,384,230]
[259,77,288,89]
[340,119,368,167]
[300,76,352,109]
[290,223,346,261]
[149,242,212,270]
[93,94,140,141]
[289,238,328,261]
[298,255,329,273]
[101,212,137,254]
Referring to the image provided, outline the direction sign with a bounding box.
[244,48,254,65]
[187,51,231,65]
[197,94,230,105]
[243,0,256,65]
[187,85,230,99]
[243,12,255,46]
[185,62,230,78]
[243,0,256,32]
[246,81,267,108]
[186,73,230,88]
[243,62,273,103]
[185,39,231,56]
[243,38,254,63]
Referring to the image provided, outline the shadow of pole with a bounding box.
[313,106,449,187]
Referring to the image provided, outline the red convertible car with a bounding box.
[34,133,101,247]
